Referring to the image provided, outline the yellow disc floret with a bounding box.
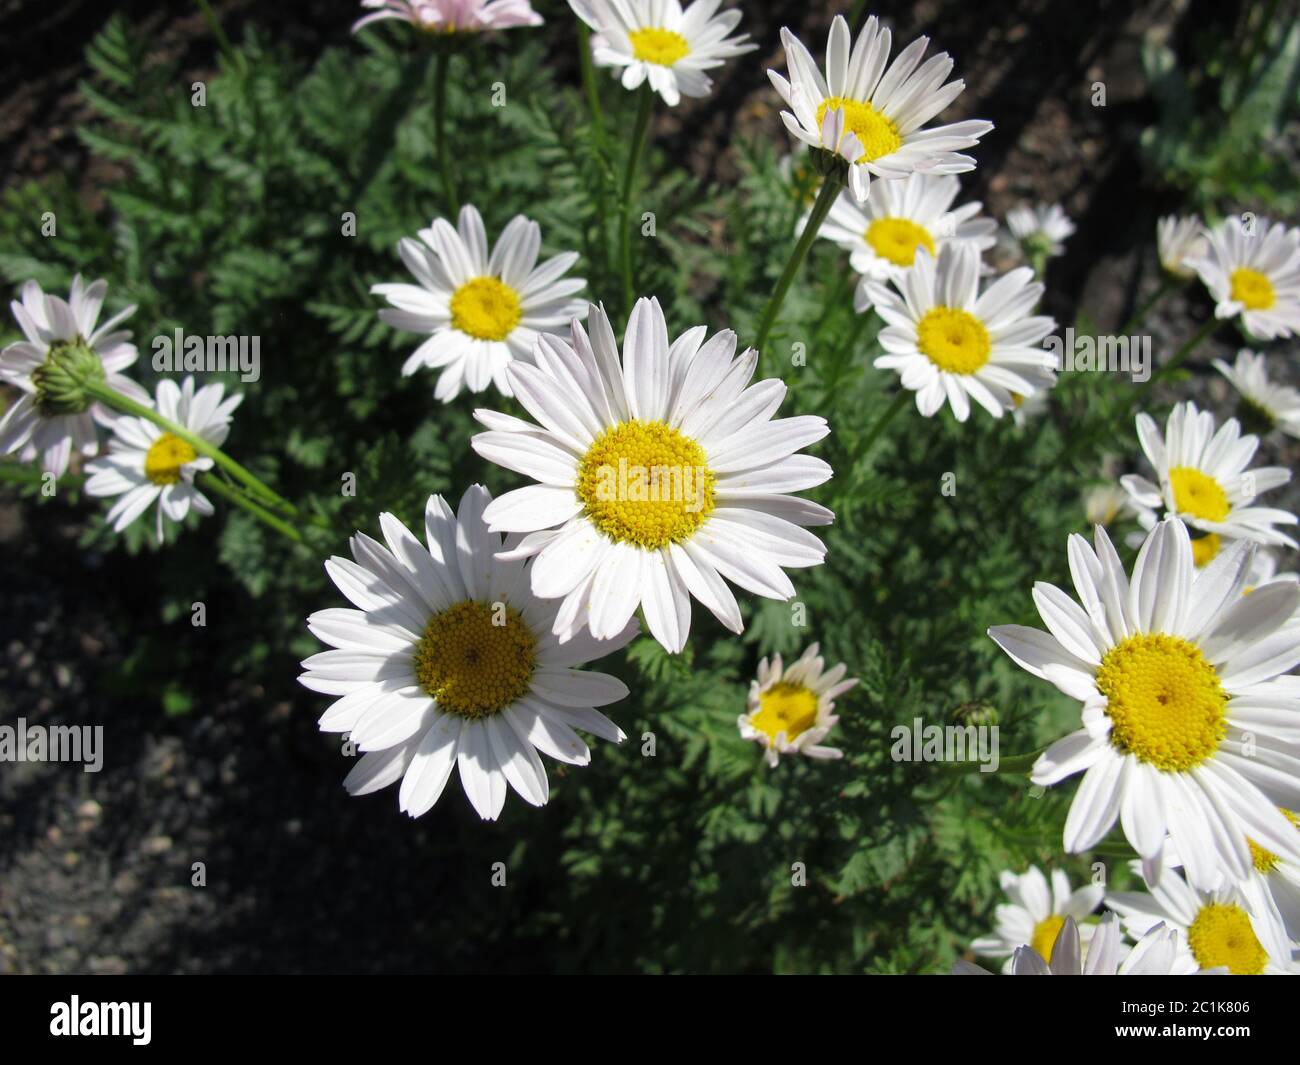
[412,600,536,717]
[144,432,199,486]
[628,27,690,66]
[450,276,522,341]
[750,682,820,744]
[1247,809,1300,875]
[1190,533,1222,568]
[1169,466,1230,523]
[1187,903,1268,975]
[866,217,936,267]
[1096,633,1227,771]
[576,420,715,549]
[1030,915,1067,963]
[1229,268,1276,311]
[916,307,992,374]
[816,97,903,162]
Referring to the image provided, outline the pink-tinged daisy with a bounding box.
[352,0,542,35]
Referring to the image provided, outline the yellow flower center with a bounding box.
[750,682,819,743]
[1096,633,1227,772]
[144,432,198,486]
[1190,533,1222,567]
[1169,466,1230,523]
[865,217,936,267]
[816,96,903,162]
[575,420,715,549]
[1030,914,1067,963]
[1247,809,1300,875]
[628,27,690,66]
[1187,903,1268,975]
[412,600,536,717]
[1230,268,1276,311]
[450,276,522,342]
[916,306,992,374]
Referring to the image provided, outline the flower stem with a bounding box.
[433,47,459,217]
[853,389,909,466]
[619,85,654,316]
[198,473,303,545]
[81,379,299,518]
[1120,276,1177,337]
[577,23,608,154]
[1144,315,1218,390]
[754,171,842,364]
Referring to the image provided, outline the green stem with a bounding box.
[577,23,608,153]
[82,379,298,517]
[938,747,1044,776]
[1144,315,1218,390]
[433,48,459,217]
[195,0,240,70]
[619,85,654,316]
[1120,276,1177,338]
[199,473,303,544]
[853,389,909,465]
[754,171,843,364]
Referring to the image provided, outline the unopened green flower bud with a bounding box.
[31,337,105,417]
[950,699,999,728]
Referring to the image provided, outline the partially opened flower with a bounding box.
[988,519,1300,893]
[815,173,996,284]
[769,14,993,202]
[0,276,149,477]
[1107,860,1296,975]
[471,297,833,653]
[864,243,1057,421]
[373,204,587,402]
[1189,216,1300,340]
[1212,348,1300,439]
[1005,203,1075,259]
[84,376,241,539]
[970,866,1104,972]
[299,486,635,821]
[352,0,542,35]
[955,913,1200,975]
[1120,401,1297,549]
[1082,482,1137,528]
[737,642,856,767]
[1157,215,1207,280]
[569,0,757,106]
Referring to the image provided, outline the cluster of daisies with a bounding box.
[977,209,1300,974]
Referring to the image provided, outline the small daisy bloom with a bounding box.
[0,276,149,477]
[737,642,856,767]
[815,173,996,284]
[768,14,993,202]
[1213,348,1300,439]
[1120,400,1297,549]
[1009,378,1053,427]
[569,0,757,107]
[1107,860,1296,975]
[1157,215,1207,280]
[988,518,1300,893]
[1005,203,1075,259]
[1082,482,1137,528]
[84,376,241,539]
[1238,808,1300,945]
[1189,216,1300,340]
[970,866,1104,972]
[352,0,542,34]
[955,913,1199,975]
[865,243,1057,422]
[471,297,833,654]
[299,485,636,821]
[373,204,587,402]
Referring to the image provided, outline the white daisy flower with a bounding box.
[1213,348,1300,439]
[988,518,1300,893]
[84,376,242,539]
[955,913,1198,975]
[970,866,1104,972]
[372,204,588,402]
[0,276,149,477]
[1082,482,1138,528]
[1188,216,1300,340]
[1246,548,1299,595]
[569,0,757,107]
[1005,203,1075,259]
[352,0,542,34]
[1009,379,1052,427]
[815,173,997,284]
[471,297,834,654]
[768,14,993,203]
[1107,860,1297,974]
[864,243,1057,422]
[1157,215,1208,280]
[736,642,856,767]
[1237,809,1300,947]
[299,485,636,822]
[1120,400,1297,549]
